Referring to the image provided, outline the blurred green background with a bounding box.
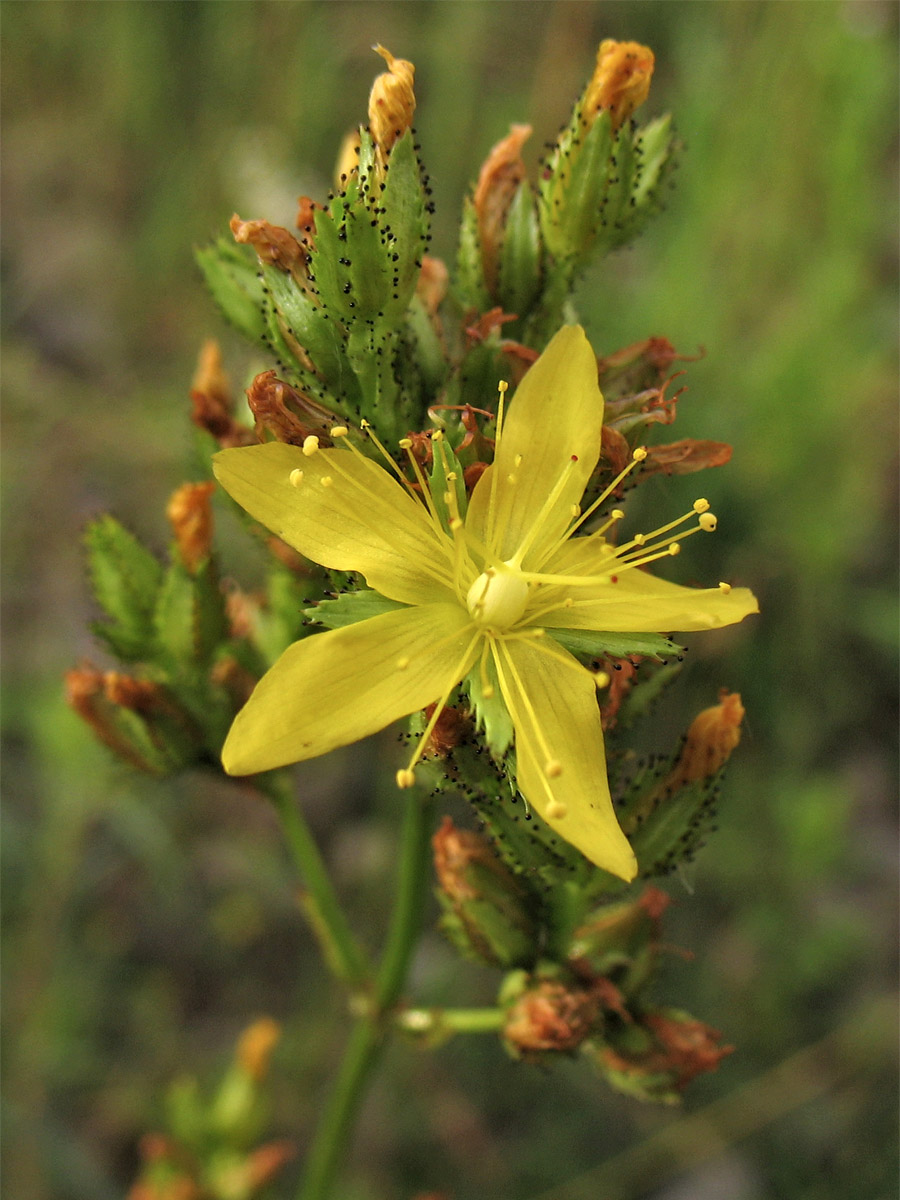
[2,2,897,1198]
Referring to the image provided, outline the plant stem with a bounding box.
[296,786,436,1200]
[397,1007,506,1036]
[263,773,372,990]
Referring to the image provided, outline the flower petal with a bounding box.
[222,604,477,775]
[467,326,604,569]
[492,637,637,880]
[539,567,759,633]
[214,441,455,606]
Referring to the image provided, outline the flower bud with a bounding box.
[230,214,307,279]
[368,44,416,160]
[665,691,744,790]
[190,341,255,449]
[582,39,655,132]
[473,124,532,297]
[167,483,216,574]
[433,817,536,968]
[236,1017,281,1082]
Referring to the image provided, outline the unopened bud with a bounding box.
[582,39,655,132]
[236,1017,281,1082]
[433,817,536,969]
[191,340,232,413]
[596,1006,733,1102]
[666,691,744,789]
[166,483,216,574]
[473,124,532,296]
[368,45,416,159]
[334,129,362,189]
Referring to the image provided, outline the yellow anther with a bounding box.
[570,504,581,517]
[593,670,611,689]
[432,429,444,442]
[546,800,568,820]
[611,508,625,520]
[443,491,452,506]
[398,437,413,449]
[396,656,410,670]
[482,685,495,699]
[693,497,710,513]
[330,425,349,438]
[498,380,509,394]
[544,759,563,779]
[667,542,680,555]
[719,581,732,594]
[289,469,304,487]
[302,435,320,456]
[514,454,523,468]
[633,532,646,546]
[632,446,648,462]
[396,768,416,789]
[321,476,334,488]
[699,512,717,532]
[449,516,463,531]
[360,418,371,428]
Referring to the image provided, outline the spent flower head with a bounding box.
[213,327,756,881]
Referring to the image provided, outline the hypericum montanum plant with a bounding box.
[70,37,758,1200]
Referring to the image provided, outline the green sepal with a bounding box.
[428,436,468,532]
[629,770,725,878]
[303,588,406,630]
[609,114,679,250]
[614,660,683,731]
[259,264,350,399]
[376,129,430,316]
[547,629,681,662]
[194,239,268,346]
[455,195,491,310]
[539,108,614,261]
[404,294,448,394]
[153,558,228,669]
[463,656,513,758]
[85,515,163,661]
[497,181,542,319]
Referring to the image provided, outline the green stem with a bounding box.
[262,774,372,990]
[397,1007,506,1036]
[296,786,436,1200]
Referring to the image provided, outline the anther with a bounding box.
[302,435,320,456]
[544,759,563,778]
[398,437,412,449]
[449,517,463,531]
[396,768,416,788]
[289,469,304,487]
[611,508,625,520]
[693,498,710,513]
[699,512,717,532]
[498,380,509,395]
[667,542,680,555]
[718,581,732,594]
[593,670,611,688]
[632,446,648,462]
[330,425,349,438]
[396,656,410,669]
[321,476,334,488]
[546,800,568,820]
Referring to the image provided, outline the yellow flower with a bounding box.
[213,327,757,881]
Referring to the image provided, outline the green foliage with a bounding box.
[85,515,164,660]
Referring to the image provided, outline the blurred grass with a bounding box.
[2,3,897,1199]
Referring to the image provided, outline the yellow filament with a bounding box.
[397,630,481,785]
[478,636,494,699]
[507,454,581,569]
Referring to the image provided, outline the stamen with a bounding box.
[546,800,568,819]
[289,469,304,487]
[478,636,494,699]
[593,670,610,688]
[302,435,320,457]
[507,453,581,569]
[544,759,562,778]
[718,581,732,594]
[699,512,717,532]
[330,425,349,438]
[321,476,334,487]
[397,630,481,787]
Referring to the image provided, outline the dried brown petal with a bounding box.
[230,214,307,276]
[504,979,600,1055]
[473,124,532,296]
[582,40,655,132]
[644,438,733,477]
[237,1017,281,1081]
[665,691,744,790]
[166,482,216,573]
[368,45,416,158]
[246,371,335,447]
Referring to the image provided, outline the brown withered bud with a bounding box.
[473,124,532,297]
[664,691,745,790]
[582,39,655,132]
[230,214,307,277]
[600,1009,734,1099]
[599,656,638,730]
[241,1142,297,1191]
[504,979,600,1056]
[599,424,631,477]
[246,371,336,446]
[422,703,470,757]
[103,673,166,712]
[211,656,258,711]
[166,482,216,573]
[237,1017,281,1082]
[645,1011,734,1089]
[416,255,449,316]
[368,44,416,159]
[65,666,157,772]
[190,340,255,449]
[643,438,733,477]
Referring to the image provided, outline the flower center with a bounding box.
[466,562,530,628]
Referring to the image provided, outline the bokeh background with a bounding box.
[3,2,897,1198]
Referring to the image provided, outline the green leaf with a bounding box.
[304,589,407,630]
[152,559,227,669]
[455,195,490,310]
[85,516,163,661]
[547,629,681,661]
[497,181,542,319]
[195,239,268,345]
